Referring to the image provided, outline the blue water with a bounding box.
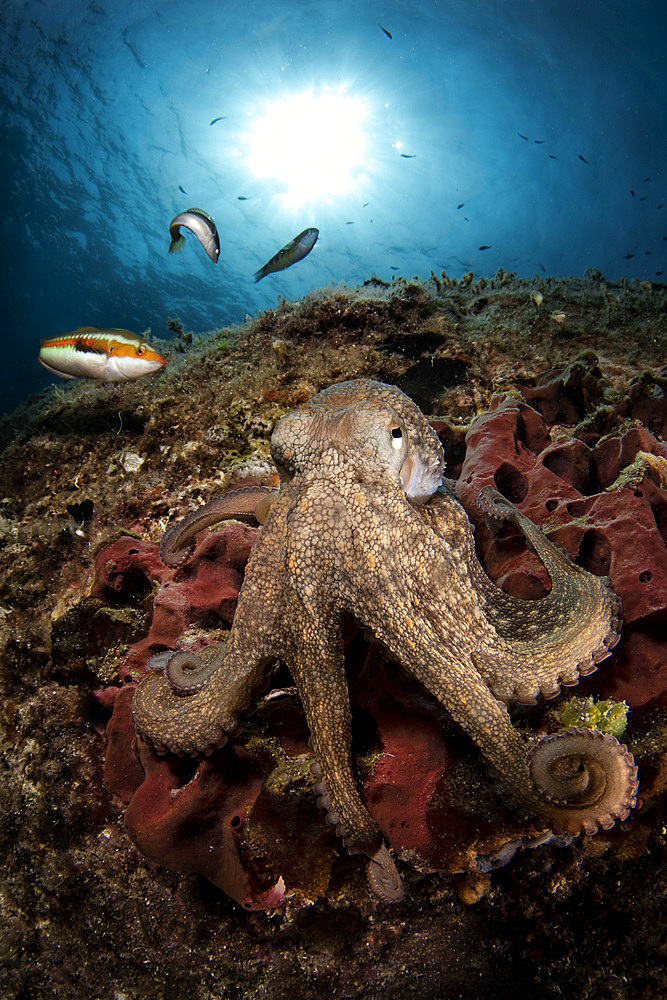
[1,0,665,416]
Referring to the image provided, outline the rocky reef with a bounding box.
[0,271,665,999]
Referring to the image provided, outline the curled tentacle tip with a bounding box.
[528,726,639,836]
[145,650,175,673]
[159,538,196,568]
[366,844,405,904]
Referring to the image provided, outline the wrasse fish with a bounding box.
[39,328,166,382]
[168,208,220,263]
[254,227,319,282]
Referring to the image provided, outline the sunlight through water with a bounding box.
[243,87,369,208]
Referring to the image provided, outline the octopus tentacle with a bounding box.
[159,485,278,567]
[284,585,397,898]
[527,726,639,835]
[367,844,405,903]
[344,501,638,834]
[426,486,622,705]
[134,492,290,756]
[132,641,273,755]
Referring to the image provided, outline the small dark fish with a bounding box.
[656,271,664,276]
[631,190,636,196]
[479,245,491,250]
[178,185,187,195]
[254,227,319,282]
[659,204,665,209]
[390,266,399,271]
[169,208,220,263]
[457,203,464,209]
[624,254,635,259]
[578,154,589,163]
[362,202,369,207]
[548,154,558,159]
[644,177,651,182]
[378,24,392,39]
[645,250,652,254]
[534,139,545,144]
[518,133,529,141]
[237,196,249,200]
[209,116,227,126]
[400,153,416,158]
[640,196,647,201]
[345,221,354,224]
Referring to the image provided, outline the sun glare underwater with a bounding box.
[243,87,370,208]
[1,0,666,414]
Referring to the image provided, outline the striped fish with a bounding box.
[39,327,166,382]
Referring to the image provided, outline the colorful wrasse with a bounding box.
[169,208,220,263]
[39,327,166,382]
[254,227,319,282]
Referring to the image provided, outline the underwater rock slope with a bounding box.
[0,273,665,999]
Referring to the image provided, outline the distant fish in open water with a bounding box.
[178,185,188,195]
[210,116,227,126]
[254,228,319,282]
[39,328,166,382]
[379,24,392,39]
[169,208,220,263]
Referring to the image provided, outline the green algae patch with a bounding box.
[551,695,629,737]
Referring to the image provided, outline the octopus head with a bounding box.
[271,379,445,502]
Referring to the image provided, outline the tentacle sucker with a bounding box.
[528,726,639,836]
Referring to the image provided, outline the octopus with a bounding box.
[133,379,639,902]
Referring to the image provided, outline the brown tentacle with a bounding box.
[159,485,278,567]
[468,485,623,703]
[528,727,639,835]
[366,845,405,903]
[133,642,274,756]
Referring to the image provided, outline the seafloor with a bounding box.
[0,271,665,1000]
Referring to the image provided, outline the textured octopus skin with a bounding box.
[133,379,639,902]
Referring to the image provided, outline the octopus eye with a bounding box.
[390,426,404,450]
